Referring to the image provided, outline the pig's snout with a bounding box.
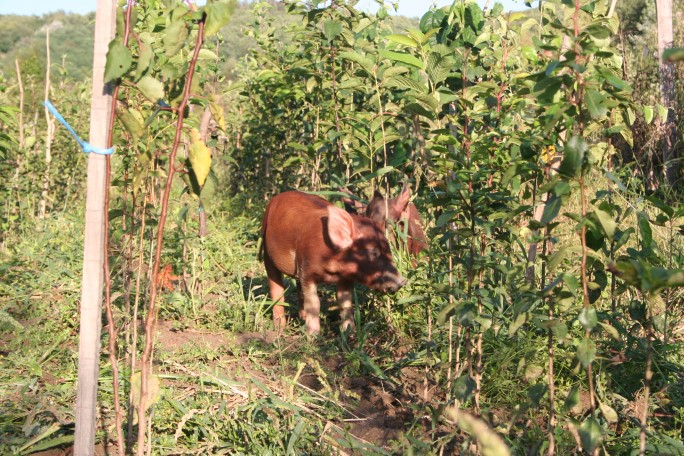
[391,275,408,292]
[377,274,407,293]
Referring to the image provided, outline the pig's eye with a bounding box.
[368,248,380,260]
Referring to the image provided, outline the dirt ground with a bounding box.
[153,320,436,452]
[30,319,444,455]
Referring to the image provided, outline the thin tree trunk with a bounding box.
[656,0,678,185]
[11,59,25,218]
[39,28,55,219]
[15,60,24,149]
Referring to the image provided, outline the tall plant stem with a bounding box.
[328,1,343,174]
[136,17,206,455]
[579,176,596,418]
[639,304,653,456]
[39,28,54,219]
[127,191,148,450]
[103,135,125,456]
[102,2,135,453]
[15,60,24,149]
[447,238,454,398]
[536,148,556,455]
[9,59,25,225]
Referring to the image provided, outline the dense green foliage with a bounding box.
[1,0,684,455]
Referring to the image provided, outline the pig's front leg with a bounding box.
[301,281,321,335]
[337,283,354,331]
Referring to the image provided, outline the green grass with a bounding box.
[1,181,684,455]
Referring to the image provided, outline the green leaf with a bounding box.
[658,104,669,122]
[445,408,511,456]
[164,19,189,57]
[21,434,74,455]
[638,214,653,248]
[585,89,607,119]
[339,78,365,90]
[436,210,457,228]
[135,41,154,82]
[339,51,375,73]
[198,49,219,60]
[578,307,597,332]
[286,418,307,455]
[137,76,165,102]
[540,195,562,226]
[379,50,424,69]
[577,337,596,368]
[547,247,568,272]
[387,34,419,48]
[664,47,684,62]
[598,321,620,341]
[524,364,544,382]
[599,401,619,423]
[323,20,343,42]
[508,312,528,337]
[104,39,132,83]
[117,108,145,143]
[609,259,684,294]
[593,208,616,241]
[626,107,636,125]
[205,0,234,37]
[189,129,212,187]
[383,75,428,93]
[131,371,161,411]
[578,416,603,453]
[453,375,476,402]
[562,386,580,413]
[644,105,654,124]
[558,135,587,178]
[599,68,630,91]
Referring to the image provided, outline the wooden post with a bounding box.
[74,1,116,454]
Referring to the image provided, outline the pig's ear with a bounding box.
[365,190,386,225]
[326,205,355,250]
[392,185,411,214]
[341,188,366,214]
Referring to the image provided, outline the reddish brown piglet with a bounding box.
[260,191,406,334]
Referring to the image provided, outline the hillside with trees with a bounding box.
[1,0,683,455]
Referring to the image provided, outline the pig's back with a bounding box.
[261,191,329,277]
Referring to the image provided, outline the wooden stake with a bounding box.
[73,1,116,454]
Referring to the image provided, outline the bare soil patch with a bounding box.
[154,320,434,451]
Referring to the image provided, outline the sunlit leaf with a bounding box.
[323,20,343,42]
[131,371,161,412]
[137,76,165,102]
[562,386,580,413]
[188,129,212,187]
[558,135,587,178]
[644,105,654,124]
[578,307,597,332]
[104,39,132,83]
[164,19,189,57]
[540,194,562,225]
[586,89,607,119]
[379,50,424,69]
[445,407,511,456]
[204,0,234,37]
[577,337,596,368]
[387,33,419,48]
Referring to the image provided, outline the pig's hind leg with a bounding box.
[301,280,321,335]
[264,254,288,331]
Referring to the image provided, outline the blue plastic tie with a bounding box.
[43,100,115,155]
